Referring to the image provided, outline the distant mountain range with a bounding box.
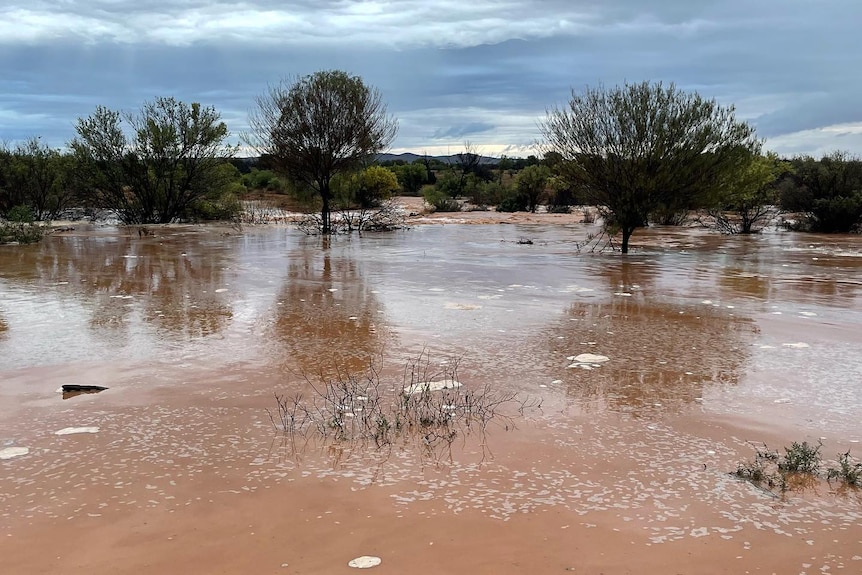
[235,152,502,166]
[375,152,499,165]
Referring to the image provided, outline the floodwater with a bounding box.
[1,221,862,574]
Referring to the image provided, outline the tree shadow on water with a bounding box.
[8,232,235,343]
[550,297,758,415]
[270,246,391,377]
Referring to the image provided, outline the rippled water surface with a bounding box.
[3,225,861,424]
[2,223,862,574]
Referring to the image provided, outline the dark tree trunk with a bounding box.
[321,190,331,234]
[621,226,634,254]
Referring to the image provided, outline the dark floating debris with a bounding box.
[61,384,108,400]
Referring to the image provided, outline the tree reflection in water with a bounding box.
[552,297,757,414]
[273,245,389,376]
[29,232,233,341]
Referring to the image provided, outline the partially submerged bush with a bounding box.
[297,199,406,234]
[778,440,822,474]
[269,356,537,458]
[733,439,862,494]
[0,221,46,244]
[827,451,862,487]
[423,189,461,212]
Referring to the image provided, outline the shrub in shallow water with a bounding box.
[778,440,822,474]
[0,221,45,244]
[827,451,862,487]
[268,355,540,458]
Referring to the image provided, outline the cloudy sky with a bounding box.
[1,0,860,157]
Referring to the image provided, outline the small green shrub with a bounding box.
[735,444,781,488]
[779,441,822,474]
[7,205,35,223]
[423,189,461,212]
[190,191,242,221]
[827,451,862,487]
[0,221,45,244]
[496,194,527,212]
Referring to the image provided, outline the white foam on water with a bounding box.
[613,292,632,297]
[403,380,462,395]
[567,353,610,364]
[214,288,228,293]
[0,447,29,460]
[55,427,100,435]
[782,342,810,349]
[799,311,817,317]
[348,556,381,569]
[444,302,481,310]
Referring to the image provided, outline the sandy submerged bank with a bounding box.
[1,221,861,574]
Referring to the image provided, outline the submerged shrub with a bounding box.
[779,440,822,474]
[6,205,35,223]
[423,189,461,212]
[827,451,862,487]
[0,221,45,244]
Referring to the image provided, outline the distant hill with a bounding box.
[375,152,499,165]
[234,152,502,167]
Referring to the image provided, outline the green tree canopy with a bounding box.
[779,152,862,233]
[708,152,791,234]
[515,164,551,213]
[391,162,427,195]
[0,138,73,221]
[247,70,398,234]
[338,165,399,209]
[541,81,760,252]
[70,98,235,224]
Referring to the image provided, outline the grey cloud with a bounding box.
[432,122,496,139]
[1,0,862,156]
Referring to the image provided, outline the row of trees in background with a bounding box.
[2,72,862,247]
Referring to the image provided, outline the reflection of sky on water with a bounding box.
[1,224,861,427]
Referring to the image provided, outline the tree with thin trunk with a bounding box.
[541,81,760,253]
[515,164,551,213]
[70,98,235,224]
[246,70,397,234]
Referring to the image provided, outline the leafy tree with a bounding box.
[242,168,286,192]
[70,98,235,224]
[707,152,791,234]
[10,138,74,220]
[340,165,399,209]
[0,139,73,220]
[497,155,514,184]
[391,162,426,195]
[0,144,17,215]
[780,152,862,233]
[515,164,551,213]
[247,70,397,234]
[541,81,759,252]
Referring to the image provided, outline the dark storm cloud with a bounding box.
[1,0,861,155]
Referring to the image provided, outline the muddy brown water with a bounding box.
[1,222,862,574]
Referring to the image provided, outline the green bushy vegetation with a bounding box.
[4,73,862,239]
[735,440,862,494]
